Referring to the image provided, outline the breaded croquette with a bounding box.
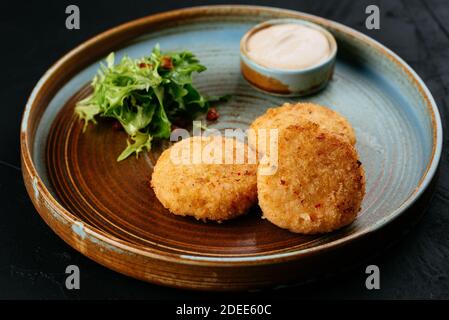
[151,136,257,222]
[257,122,365,234]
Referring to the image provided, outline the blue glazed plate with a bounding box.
[21,6,443,290]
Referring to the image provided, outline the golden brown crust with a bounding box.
[257,122,365,234]
[151,136,258,222]
[249,102,356,155]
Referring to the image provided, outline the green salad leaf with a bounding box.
[75,45,217,161]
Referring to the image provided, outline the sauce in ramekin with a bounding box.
[245,23,331,70]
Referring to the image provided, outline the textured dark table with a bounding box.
[0,0,447,299]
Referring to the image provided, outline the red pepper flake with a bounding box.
[138,62,152,68]
[315,204,322,208]
[280,179,286,185]
[206,107,219,121]
[160,56,173,69]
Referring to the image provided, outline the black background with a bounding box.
[0,0,448,299]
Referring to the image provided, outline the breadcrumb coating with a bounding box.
[151,136,257,222]
[257,122,365,234]
[249,102,356,155]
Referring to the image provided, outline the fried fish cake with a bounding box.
[249,102,356,155]
[151,136,257,222]
[257,122,365,234]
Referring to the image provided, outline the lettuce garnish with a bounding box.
[75,45,215,161]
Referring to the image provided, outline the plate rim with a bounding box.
[20,5,443,267]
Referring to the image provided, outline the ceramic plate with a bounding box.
[21,5,442,290]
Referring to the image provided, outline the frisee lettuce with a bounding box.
[75,45,216,161]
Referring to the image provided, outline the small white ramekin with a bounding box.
[240,19,337,97]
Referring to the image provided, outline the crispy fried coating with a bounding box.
[249,102,356,155]
[257,122,365,234]
[151,136,257,222]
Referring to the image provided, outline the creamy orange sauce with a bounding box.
[246,23,331,70]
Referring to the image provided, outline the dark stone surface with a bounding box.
[0,0,447,299]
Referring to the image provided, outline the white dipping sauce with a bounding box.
[246,23,331,70]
